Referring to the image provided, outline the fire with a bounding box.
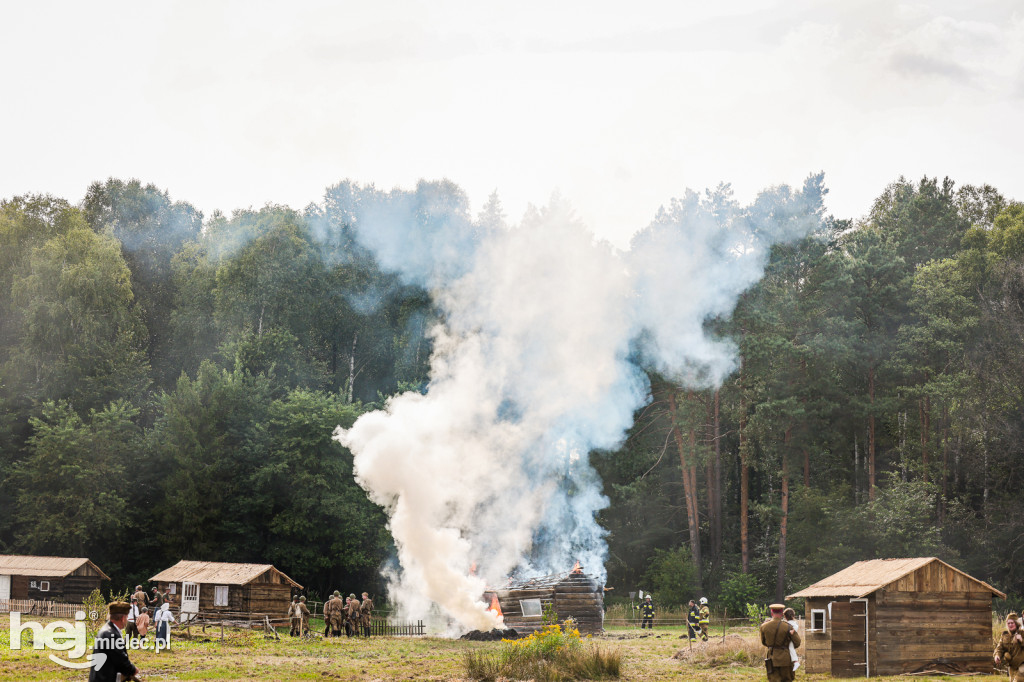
[572,560,582,574]
[487,593,503,618]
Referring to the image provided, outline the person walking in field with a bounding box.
[995,612,1024,681]
[360,592,374,637]
[698,597,710,641]
[288,596,302,636]
[760,603,801,682]
[298,596,311,635]
[136,606,151,643]
[89,602,140,682]
[783,607,800,671]
[640,595,654,629]
[346,594,361,638]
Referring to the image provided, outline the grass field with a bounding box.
[0,618,1008,681]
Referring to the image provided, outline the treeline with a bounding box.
[1,175,1022,610]
[596,177,1024,611]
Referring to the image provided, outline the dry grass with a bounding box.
[671,633,763,667]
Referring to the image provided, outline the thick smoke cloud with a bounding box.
[334,175,826,632]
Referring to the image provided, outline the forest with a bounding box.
[1,175,1022,610]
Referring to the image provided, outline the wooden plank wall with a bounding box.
[885,562,992,594]
[803,598,831,675]
[873,590,993,674]
[496,588,553,634]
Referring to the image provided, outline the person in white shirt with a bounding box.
[783,607,800,671]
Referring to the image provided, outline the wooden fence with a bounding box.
[369,619,425,636]
[0,599,85,617]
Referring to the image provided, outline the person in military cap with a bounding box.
[88,601,140,682]
[324,591,343,637]
[760,603,801,682]
[995,612,1024,681]
[359,592,374,637]
[297,596,311,636]
[346,594,361,638]
[640,595,654,629]
[287,596,301,636]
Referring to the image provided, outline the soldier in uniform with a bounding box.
[698,597,710,641]
[288,596,301,636]
[640,595,654,629]
[346,594,361,638]
[360,592,374,637]
[325,591,343,637]
[995,612,1024,681]
[760,603,801,682]
[298,596,311,636]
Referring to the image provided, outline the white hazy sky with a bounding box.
[2,0,1022,245]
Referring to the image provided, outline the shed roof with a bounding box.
[787,557,1005,599]
[0,555,110,580]
[150,561,302,588]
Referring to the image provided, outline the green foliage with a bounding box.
[542,601,559,626]
[640,546,697,608]
[465,624,620,682]
[717,572,763,617]
[745,603,770,627]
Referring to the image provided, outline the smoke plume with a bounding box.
[334,175,825,632]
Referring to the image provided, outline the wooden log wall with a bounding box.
[802,598,831,675]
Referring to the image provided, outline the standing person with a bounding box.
[346,594,361,638]
[995,612,1024,681]
[148,587,164,612]
[136,607,151,643]
[154,602,173,647]
[360,592,374,637]
[760,603,801,682]
[698,597,710,641]
[640,596,654,629]
[783,607,800,671]
[88,601,139,682]
[288,596,301,636]
[686,600,700,641]
[298,596,311,636]
[132,585,148,608]
[325,591,343,637]
[124,600,140,641]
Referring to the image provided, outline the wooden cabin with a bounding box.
[150,560,301,618]
[788,557,1005,677]
[0,555,109,605]
[490,568,604,635]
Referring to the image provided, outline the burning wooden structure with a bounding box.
[489,565,604,634]
[788,557,1004,677]
[0,555,109,604]
[150,560,301,618]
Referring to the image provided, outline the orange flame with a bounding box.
[487,593,503,617]
[572,560,582,574]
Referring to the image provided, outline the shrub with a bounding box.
[464,622,621,681]
[717,572,762,616]
[640,546,697,608]
[746,603,770,627]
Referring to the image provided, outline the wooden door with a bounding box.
[181,581,199,617]
[831,600,867,677]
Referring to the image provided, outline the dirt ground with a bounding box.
[0,620,1008,681]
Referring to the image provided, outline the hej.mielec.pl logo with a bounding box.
[8,610,169,670]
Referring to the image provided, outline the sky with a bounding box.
[2,0,1022,246]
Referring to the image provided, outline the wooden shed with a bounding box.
[0,555,109,604]
[150,560,301,618]
[490,567,604,635]
[788,557,1005,677]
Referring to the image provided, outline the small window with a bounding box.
[520,599,542,617]
[810,609,826,632]
[39,581,50,592]
[169,583,177,594]
[214,585,229,607]
[29,580,37,589]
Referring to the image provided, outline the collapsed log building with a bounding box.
[788,557,1005,677]
[490,567,604,634]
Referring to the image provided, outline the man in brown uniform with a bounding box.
[346,594,361,638]
[324,591,343,637]
[995,612,1024,681]
[760,603,801,682]
[360,592,374,637]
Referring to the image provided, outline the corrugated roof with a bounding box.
[0,555,110,580]
[149,560,301,588]
[787,557,1005,599]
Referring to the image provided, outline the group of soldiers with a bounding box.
[288,591,374,638]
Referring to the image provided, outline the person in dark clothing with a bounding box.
[88,601,140,682]
[640,596,655,629]
[686,599,700,640]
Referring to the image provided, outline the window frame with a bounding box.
[214,585,229,607]
[809,608,826,632]
[519,598,543,617]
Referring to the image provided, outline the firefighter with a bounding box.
[686,599,700,640]
[640,595,654,629]
[698,596,710,641]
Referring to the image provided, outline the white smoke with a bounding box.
[333,176,825,632]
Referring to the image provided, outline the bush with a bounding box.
[746,603,770,627]
[464,622,621,681]
[717,572,762,617]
